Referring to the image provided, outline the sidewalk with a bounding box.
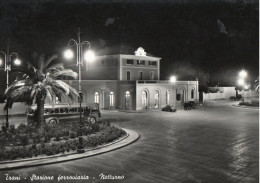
[0,128,139,170]
[205,100,259,110]
[231,104,259,110]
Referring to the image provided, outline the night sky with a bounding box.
[0,0,258,92]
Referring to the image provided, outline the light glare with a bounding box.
[244,85,249,90]
[64,49,74,60]
[14,59,21,66]
[84,50,95,63]
[238,78,245,86]
[239,70,247,78]
[170,76,176,83]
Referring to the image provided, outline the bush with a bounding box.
[0,119,125,161]
[69,132,76,139]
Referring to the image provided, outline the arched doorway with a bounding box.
[154,90,160,108]
[181,90,185,104]
[94,92,100,104]
[125,91,131,109]
[166,91,170,105]
[142,90,148,109]
[176,88,186,107]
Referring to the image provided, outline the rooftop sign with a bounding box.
[135,47,147,56]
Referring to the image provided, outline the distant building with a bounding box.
[59,45,199,110]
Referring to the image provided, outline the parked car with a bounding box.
[27,103,102,126]
[184,102,192,110]
[184,101,197,110]
[162,105,177,112]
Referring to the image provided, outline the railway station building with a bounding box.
[62,46,199,110]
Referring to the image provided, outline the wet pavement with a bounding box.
[0,102,258,183]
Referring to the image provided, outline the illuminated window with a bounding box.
[125,91,130,108]
[166,91,170,105]
[94,92,100,103]
[142,91,148,108]
[154,90,159,108]
[110,91,114,106]
[137,60,145,65]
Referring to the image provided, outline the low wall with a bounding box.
[203,89,259,101]
[238,90,259,98]
[0,103,28,116]
[203,93,225,101]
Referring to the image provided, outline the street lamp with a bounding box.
[170,76,177,83]
[0,50,21,128]
[238,69,247,102]
[239,69,247,78]
[64,28,95,153]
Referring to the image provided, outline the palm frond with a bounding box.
[44,54,58,70]
[46,79,79,103]
[4,85,33,110]
[51,69,78,79]
[38,54,45,72]
[45,64,65,75]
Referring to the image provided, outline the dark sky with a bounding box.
[0,0,259,87]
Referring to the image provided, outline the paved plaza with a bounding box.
[0,102,258,183]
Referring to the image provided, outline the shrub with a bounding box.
[20,134,29,146]
[0,119,125,160]
[9,125,16,133]
[70,132,76,139]
[1,126,7,133]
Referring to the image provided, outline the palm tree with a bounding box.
[4,53,78,129]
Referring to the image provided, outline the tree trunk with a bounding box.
[35,93,46,130]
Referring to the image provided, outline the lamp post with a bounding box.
[0,45,21,128]
[64,28,95,153]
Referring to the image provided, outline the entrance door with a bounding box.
[154,90,159,108]
[181,90,185,104]
[125,91,131,109]
[142,91,148,109]
[104,92,110,110]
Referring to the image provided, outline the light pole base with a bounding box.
[77,135,85,153]
[6,122,9,129]
[77,148,85,154]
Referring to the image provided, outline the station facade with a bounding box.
[61,47,199,110]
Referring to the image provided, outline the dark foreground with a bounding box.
[0,102,258,183]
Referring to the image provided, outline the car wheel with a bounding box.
[89,117,96,124]
[48,118,58,125]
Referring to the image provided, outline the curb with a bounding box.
[231,105,259,110]
[0,128,139,170]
